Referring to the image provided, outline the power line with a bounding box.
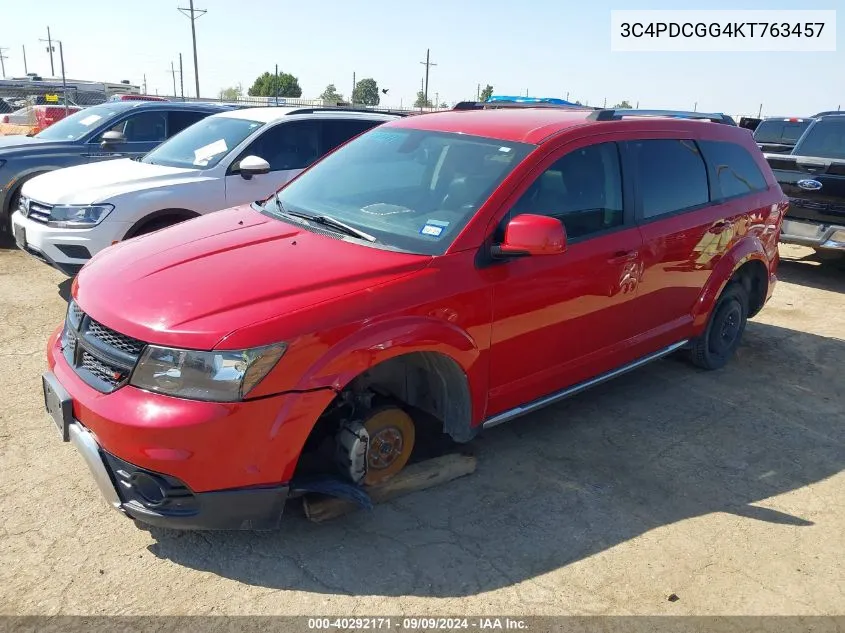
[419,49,437,109]
[177,0,206,99]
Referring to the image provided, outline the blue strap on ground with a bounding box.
[291,476,374,510]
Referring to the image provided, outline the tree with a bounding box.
[479,84,494,101]
[574,100,583,106]
[319,84,343,103]
[218,84,242,101]
[352,78,380,106]
[247,71,302,98]
[613,100,632,109]
[414,90,432,108]
[439,102,449,109]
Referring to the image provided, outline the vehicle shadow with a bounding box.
[0,231,17,250]
[144,321,844,597]
[57,277,72,302]
[778,249,845,294]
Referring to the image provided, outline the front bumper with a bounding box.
[780,218,845,251]
[46,327,336,530]
[61,409,289,530]
[10,211,131,276]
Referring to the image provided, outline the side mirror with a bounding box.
[492,214,566,258]
[238,155,270,180]
[100,130,126,147]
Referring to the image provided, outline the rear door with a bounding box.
[628,137,768,342]
[167,109,210,138]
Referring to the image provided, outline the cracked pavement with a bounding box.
[0,242,843,615]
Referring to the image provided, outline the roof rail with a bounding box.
[588,109,736,125]
[284,105,410,117]
[453,100,597,111]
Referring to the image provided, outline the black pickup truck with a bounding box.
[753,117,812,154]
[766,114,845,256]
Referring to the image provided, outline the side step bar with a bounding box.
[482,340,688,430]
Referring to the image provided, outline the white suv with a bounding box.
[11,107,400,275]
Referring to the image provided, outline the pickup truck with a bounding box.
[753,117,812,154]
[766,114,845,256]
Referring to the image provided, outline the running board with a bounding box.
[482,340,689,430]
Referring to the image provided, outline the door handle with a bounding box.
[607,250,638,264]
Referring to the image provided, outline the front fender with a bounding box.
[692,236,770,330]
[294,316,481,393]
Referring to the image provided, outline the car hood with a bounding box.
[22,158,203,204]
[0,134,70,154]
[74,205,432,350]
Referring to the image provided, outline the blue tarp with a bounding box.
[486,95,578,106]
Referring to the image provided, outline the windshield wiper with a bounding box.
[282,208,377,242]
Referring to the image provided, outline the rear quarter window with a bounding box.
[699,140,768,200]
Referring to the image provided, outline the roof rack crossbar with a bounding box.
[588,109,734,125]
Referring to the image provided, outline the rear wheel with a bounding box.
[690,283,749,370]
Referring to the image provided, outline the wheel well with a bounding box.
[3,171,47,216]
[124,209,199,239]
[345,351,475,443]
[730,259,768,317]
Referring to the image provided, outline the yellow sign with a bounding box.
[45,94,59,103]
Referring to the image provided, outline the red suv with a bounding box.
[45,106,787,530]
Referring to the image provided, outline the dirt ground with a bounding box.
[0,241,842,616]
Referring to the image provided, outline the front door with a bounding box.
[88,110,168,161]
[486,140,644,416]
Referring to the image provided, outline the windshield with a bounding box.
[141,116,263,169]
[268,128,533,255]
[753,119,811,145]
[793,117,845,160]
[34,103,123,141]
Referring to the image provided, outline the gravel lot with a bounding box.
[0,240,842,616]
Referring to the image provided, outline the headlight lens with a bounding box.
[48,204,114,228]
[130,343,287,401]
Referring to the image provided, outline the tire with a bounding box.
[3,189,21,234]
[689,282,749,370]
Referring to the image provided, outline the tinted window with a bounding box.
[699,140,768,199]
[323,118,383,153]
[239,120,322,172]
[510,142,624,239]
[753,119,811,145]
[793,117,845,160]
[625,140,709,219]
[272,128,533,255]
[168,110,209,136]
[109,111,167,143]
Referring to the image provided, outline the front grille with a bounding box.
[26,200,52,224]
[81,350,124,388]
[87,320,145,356]
[63,302,147,393]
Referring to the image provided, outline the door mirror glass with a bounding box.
[238,155,271,179]
[494,214,566,257]
[100,130,126,147]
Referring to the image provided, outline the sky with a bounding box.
[1,0,841,117]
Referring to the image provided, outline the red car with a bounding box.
[45,106,787,530]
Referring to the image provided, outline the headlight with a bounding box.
[48,204,114,229]
[130,343,287,401]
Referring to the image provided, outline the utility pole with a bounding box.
[435,92,439,109]
[0,48,7,78]
[603,97,607,108]
[693,101,697,112]
[142,73,147,95]
[477,83,480,101]
[22,45,27,74]
[58,41,67,116]
[274,63,279,105]
[169,61,177,97]
[40,28,56,76]
[351,71,356,105]
[419,49,437,109]
[758,103,763,117]
[179,54,185,99]
[565,91,569,101]
[420,76,424,110]
[178,0,206,98]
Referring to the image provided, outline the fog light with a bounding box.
[130,472,167,506]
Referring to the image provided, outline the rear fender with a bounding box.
[692,236,770,330]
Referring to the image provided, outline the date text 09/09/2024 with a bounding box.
[307,617,528,630]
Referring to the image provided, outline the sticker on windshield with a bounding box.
[499,146,512,152]
[193,138,228,166]
[78,114,102,126]
[420,219,449,237]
